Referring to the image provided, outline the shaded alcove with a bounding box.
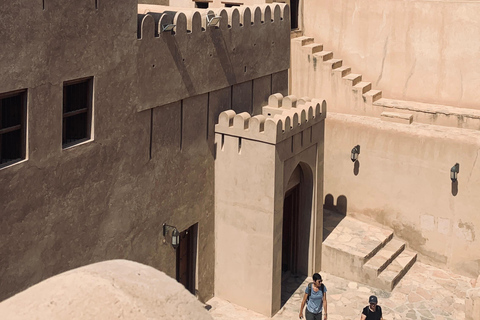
[323,194,347,241]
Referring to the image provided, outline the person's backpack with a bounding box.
[306,282,325,302]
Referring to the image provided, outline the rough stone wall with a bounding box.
[302,0,480,109]
[0,1,289,301]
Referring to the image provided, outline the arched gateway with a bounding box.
[214,93,326,317]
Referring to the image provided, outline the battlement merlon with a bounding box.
[137,4,290,39]
[215,94,327,144]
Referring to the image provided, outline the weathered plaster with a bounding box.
[324,113,480,277]
[0,1,290,301]
[302,0,480,109]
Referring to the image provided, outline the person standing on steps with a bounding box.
[361,295,383,320]
[299,273,328,320]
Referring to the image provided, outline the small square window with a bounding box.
[63,77,93,148]
[223,2,242,7]
[195,1,209,9]
[0,90,27,168]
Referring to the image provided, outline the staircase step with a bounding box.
[324,58,343,70]
[381,111,413,125]
[294,36,314,46]
[363,90,382,104]
[343,73,362,86]
[302,43,323,54]
[313,51,333,61]
[334,66,351,77]
[378,249,417,291]
[353,81,372,94]
[364,237,405,276]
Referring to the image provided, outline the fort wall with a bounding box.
[325,113,480,277]
[0,1,289,301]
[136,4,290,110]
[303,0,480,110]
[290,31,480,277]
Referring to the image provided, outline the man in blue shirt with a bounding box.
[299,273,328,320]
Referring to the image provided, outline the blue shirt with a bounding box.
[305,284,327,314]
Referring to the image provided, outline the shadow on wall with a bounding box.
[323,194,347,241]
[452,180,458,196]
[353,160,360,176]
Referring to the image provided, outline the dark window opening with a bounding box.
[223,2,242,7]
[0,90,27,167]
[291,0,299,30]
[195,1,209,8]
[63,77,93,148]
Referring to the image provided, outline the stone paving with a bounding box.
[206,262,475,320]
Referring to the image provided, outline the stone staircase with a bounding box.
[291,36,383,115]
[322,210,417,291]
[291,36,480,130]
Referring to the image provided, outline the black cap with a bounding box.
[369,295,378,304]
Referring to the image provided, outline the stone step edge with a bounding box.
[363,232,394,262]
[293,36,314,46]
[343,73,362,86]
[363,90,382,104]
[378,249,418,291]
[363,238,406,275]
[293,36,385,107]
[374,98,480,119]
[381,111,413,125]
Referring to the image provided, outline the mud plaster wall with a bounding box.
[0,1,289,301]
[303,0,480,109]
[324,113,480,277]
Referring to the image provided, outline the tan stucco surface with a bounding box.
[0,260,213,320]
[303,0,480,109]
[214,95,325,316]
[324,113,480,277]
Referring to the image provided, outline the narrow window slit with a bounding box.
[238,137,242,153]
[221,134,225,150]
[270,74,273,95]
[206,93,210,140]
[149,108,153,160]
[250,81,254,114]
[310,127,312,143]
[180,100,183,151]
[301,131,303,147]
[291,137,294,153]
[42,0,45,10]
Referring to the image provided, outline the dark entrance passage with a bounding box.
[281,184,307,307]
[176,224,197,295]
[282,185,300,277]
[291,0,299,30]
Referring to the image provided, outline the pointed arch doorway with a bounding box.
[281,163,313,306]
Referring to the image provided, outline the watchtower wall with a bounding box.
[214,93,326,316]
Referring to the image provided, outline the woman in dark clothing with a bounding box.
[361,295,383,320]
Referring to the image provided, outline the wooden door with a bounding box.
[176,224,196,294]
[282,185,300,275]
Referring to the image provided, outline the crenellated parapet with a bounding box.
[137,4,289,39]
[135,4,291,112]
[215,93,326,144]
